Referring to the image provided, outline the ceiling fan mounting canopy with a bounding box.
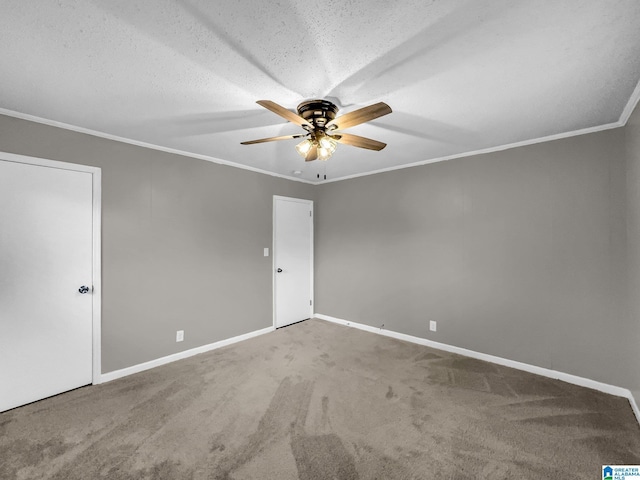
[240,98,392,162]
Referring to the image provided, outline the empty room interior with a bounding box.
[2,1,640,478]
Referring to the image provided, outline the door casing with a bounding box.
[0,151,102,386]
[272,195,313,328]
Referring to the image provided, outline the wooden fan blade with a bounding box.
[256,100,313,128]
[241,134,306,145]
[331,133,387,151]
[305,145,318,162]
[326,102,392,130]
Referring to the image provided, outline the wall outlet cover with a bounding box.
[176,330,184,342]
[429,321,437,332]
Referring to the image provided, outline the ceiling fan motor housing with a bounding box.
[297,99,338,130]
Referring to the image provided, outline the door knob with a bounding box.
[78,285,90,294]
[276,268,283,273]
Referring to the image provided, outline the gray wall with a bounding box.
[315,128,634,388]
[1,108,638,396]
[626,101,640,402]
[0,114,314,373]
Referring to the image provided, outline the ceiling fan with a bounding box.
[241,99,392,161]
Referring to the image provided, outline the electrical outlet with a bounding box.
[429,321,437,332]
[176,330,184,342]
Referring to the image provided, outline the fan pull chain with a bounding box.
[315,160,327,180]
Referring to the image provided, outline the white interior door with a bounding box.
[274,196,313,328]
[0,157,95,412]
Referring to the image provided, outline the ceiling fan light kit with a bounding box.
[295,138,313,156]
[241,99,392,164]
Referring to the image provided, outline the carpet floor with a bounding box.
[1,318,639,479]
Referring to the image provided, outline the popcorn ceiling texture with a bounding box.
[1,0,639,182]
[1,319,638,479]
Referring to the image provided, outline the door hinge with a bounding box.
[310,300,312,306]
[309,211,312,217]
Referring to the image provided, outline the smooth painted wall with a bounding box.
[315,128,633,388]
[0,114,314,373]
[2,109,637,395]
[625,101,640,403]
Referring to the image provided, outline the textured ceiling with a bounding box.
[1,0,640,183]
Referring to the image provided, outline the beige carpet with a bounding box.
[1,318,639,479]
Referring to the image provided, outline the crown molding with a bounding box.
[620,78,640,126]
[0,108,315,185]
[318,121,623,184]
[0,107,627,186]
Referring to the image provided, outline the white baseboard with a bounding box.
[314,313,640,426]
[99,326,275,383]
[630,393,640,426]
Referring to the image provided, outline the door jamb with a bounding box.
[0,151,102,384]
[272,195,314,329]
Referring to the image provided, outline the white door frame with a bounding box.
[0,151,102,384]
[272,195,314,328]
